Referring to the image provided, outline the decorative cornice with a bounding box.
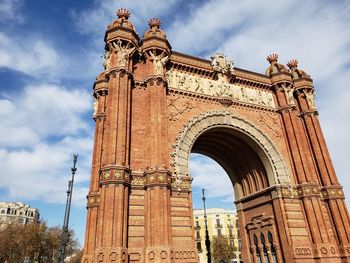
[272,184,345,200]
[108,67,133,78]
[86,192,100,208]
[93,113,107,121]
[99,166,131,186]
[299,110,319,118]
[278,105,297,113]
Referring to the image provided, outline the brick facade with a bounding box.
[82,9,350,263]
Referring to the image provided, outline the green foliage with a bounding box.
[0,222,79,263]
[212,236,235,263]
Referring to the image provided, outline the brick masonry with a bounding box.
[82,9,350,263]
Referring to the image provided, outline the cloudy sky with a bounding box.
[0,0,349,245]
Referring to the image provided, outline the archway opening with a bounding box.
[188,127,277,263]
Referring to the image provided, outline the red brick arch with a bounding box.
[172,111,291,189]
[82,9,350,263]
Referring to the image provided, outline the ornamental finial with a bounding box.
[287,59,298,69]
[266,53,279,64]
[148,18,161,29]
[116,8,131,19]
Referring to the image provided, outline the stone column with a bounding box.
[82,73,108,262]
[293,66,350,257]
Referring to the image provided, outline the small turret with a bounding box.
[142,18,171,57]
[287,59,310,80]
[104,8,139,48]
[265,53,288,76]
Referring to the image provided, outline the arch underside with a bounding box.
[173,111,291,196]
[192,127,269,199]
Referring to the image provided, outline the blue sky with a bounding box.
[0,0,349,247]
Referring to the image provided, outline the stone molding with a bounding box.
[99,165,131,187]
[171,111,291,186]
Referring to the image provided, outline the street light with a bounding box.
[202,189,211,263]
[58,154,78,263]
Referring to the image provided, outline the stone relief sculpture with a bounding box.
[103,49,112,70]
[93,97,98,116]
[165,70,275,108]
[305,90,316,109]
[283,85,295,105]
[149,51,169,76]
[112,40,135,68]
[211,53,234,74]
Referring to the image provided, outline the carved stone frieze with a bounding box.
[166,70,275,108]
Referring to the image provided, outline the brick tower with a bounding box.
[82,9,350,263]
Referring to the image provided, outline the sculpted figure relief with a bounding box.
[112,40,135,68]
[93,97,98,116]
[283,86,295,105]
[165,70,275,108]
[305,90,316,109]
[103,50,112,70]
[149,51,169,76]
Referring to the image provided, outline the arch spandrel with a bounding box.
[171,111,291,187]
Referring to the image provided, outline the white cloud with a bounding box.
[190,153,234,203]
[0,84,93,205]
[72,0,179,37]
[0,32,61,78]
[0,84,91,147]
[0,0,24,23]
[0,31,102,81]
[0,136,93,205]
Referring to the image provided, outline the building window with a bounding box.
[253,234,262,263]
[196,242,202,252]
[1,210,4,214]
[261,233,269,263]
[229,229,233,238]
[268,231,278,263]
[195,221,199,227]
[196,231,200,239]
[217,229,221,237]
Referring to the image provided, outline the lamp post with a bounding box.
[58,154,78,263]
[202,189,211,263]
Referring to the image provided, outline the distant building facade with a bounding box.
[0,202,39,230]
[193,208,241,263]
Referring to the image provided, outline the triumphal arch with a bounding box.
[82,9,350,263]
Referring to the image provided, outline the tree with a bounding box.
[0,222,79,263]
[212,236,235,263]
[68,249,83,263]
